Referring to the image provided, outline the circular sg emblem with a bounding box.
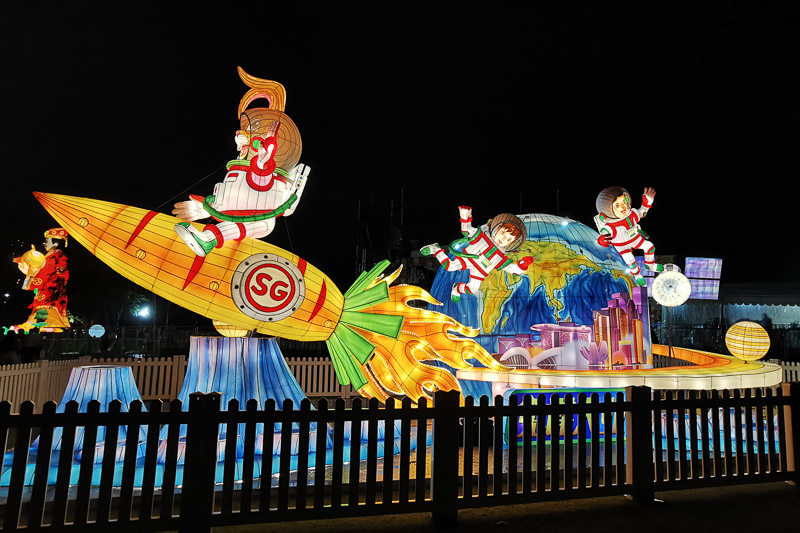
[231,253,305,322]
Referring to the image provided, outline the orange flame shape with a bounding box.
[352,268,510,403]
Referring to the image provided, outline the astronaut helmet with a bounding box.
[235,108,302,171]
[596,186,631,220]
[488,213,527,252]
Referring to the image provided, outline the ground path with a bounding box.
[191,481,799,532]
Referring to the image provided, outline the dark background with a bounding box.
[3,2,799,327]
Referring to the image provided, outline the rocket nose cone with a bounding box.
[32,191,57,206]
[32,191,59,210]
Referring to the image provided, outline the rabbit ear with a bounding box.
[237,66,287,116]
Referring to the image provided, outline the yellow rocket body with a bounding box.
[33,192,343,341]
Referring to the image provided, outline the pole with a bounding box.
[626,385,655,503]
[179,392,222,533]
[667,306,674,359]
[431,389,460,526]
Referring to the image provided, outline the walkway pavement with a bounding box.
[212,481,799,532]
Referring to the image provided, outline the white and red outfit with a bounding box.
[424,207,533,300]
[204,157,295,243]
[594,193,658,281]
[174,154,308,257]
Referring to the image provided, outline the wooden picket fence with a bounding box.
[0,356,353,413]
[0,357,185,412]
[0,360,78,414]
[285,357,354,400]
[0,384,798,531]
[647,387,796,494]
[770,359,800,383]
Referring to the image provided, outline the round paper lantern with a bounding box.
[725,321,770,361]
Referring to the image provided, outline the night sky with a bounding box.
[3,2,799,325]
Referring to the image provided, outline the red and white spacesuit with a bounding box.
[421,207,534,302]
[594,186,663,286]
[173,125,309,257]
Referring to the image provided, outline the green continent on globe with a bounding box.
[481,241,603,332]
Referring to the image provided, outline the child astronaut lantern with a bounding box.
[173,67,310,257]
[594,186,663,286]
[14,228,71,332]
[421,206,535,302]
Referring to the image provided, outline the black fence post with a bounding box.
[431,389,460,526]
[179,392,222,533]
[625,385,654,503]
[785,382,800,487]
